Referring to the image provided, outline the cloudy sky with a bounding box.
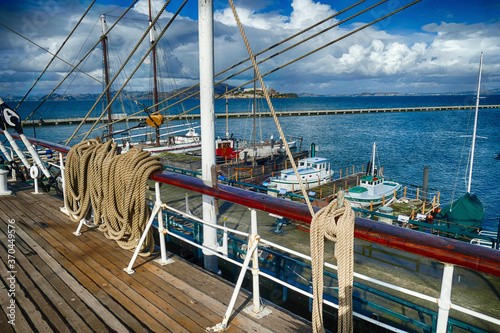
[0,0,499,97]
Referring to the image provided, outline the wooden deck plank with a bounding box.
[0,183,312,333]
[20,189,249,332]
[0,272,34,333]
[4,207,171,333]
[22,199,203,333]
[0,202,131,333]
[0,216,106,333]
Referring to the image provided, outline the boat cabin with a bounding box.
[359,175,384,186]
[298,157,330,171]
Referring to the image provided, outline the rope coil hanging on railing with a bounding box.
[64,139,163,255]
[310,198,355,333]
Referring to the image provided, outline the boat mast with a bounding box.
[468,52,483,193]
[371,142,376,175]
[225,86,229,139]
[252,62,256,166]
[199,0,218,272]
[100,14,113,138]
[149,0,160,146]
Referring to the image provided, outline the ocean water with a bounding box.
[11,95,500,231]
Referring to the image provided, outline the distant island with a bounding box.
[3,84,499,102]
[3,83,297,102]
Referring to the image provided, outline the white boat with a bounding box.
[345,142,401,208]
[268,156,332,192]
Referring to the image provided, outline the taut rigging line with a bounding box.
[141,0,413,119]
[14,0,96,114]
[63,0,172,145]
[68,0,421,143]
[67,0,191,145]
[17,0,139,126]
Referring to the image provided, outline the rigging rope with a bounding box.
[14,0,96,113]
[65,0,420,143]
[223,0,429,330]
[19,0,139,125]
[66,0,186,144]
[228,3,356,331]
[64,140,163,255]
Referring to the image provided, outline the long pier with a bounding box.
[24,104,500,127]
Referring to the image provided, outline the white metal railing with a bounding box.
[119,180,500,332]
[4,141,500,332]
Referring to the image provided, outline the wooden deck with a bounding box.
[0,182,311,332]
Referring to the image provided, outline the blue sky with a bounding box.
[0,0,499,97]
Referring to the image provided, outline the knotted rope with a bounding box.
[310,197,355,333]
[64,140,163,255]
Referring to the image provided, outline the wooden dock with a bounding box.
[23,104,500,127]
[0,182,311,332]
[303,172,365,201]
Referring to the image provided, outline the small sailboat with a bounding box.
[345,142,401,208]
[434,53,485,234]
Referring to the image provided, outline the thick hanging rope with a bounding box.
[64,140,163,255]
[310,197,355,333]
[228,2,356,332]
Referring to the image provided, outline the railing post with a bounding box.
[250,208,261,313]
[155,181,172,266]
[185,193,191,214]
[59,152,68,214]
[124,203,162,274]
[436,264,454,332]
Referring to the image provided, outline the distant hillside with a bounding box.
[4,83,298,102]
[4,87,499,102]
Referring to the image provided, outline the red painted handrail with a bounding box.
[4,130,500,277]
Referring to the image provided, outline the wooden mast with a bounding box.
[100,14,113,139]
[149,0,160,146]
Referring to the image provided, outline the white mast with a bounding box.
[467,52,483,193]
[371,142,376,175]
[199,0,218,272]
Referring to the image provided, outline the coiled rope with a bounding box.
[64,140,163,255]
[310,198,355,333]
[228,2,356,331]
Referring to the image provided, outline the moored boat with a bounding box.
[268,156,332,192]
[345,142,401,208]
[433,53,486,235]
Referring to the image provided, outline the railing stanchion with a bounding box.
[436,263,454,332]
[250,208,261,313]
[155,181,172,266]
[59,152,68,214]
[124,203,161,274]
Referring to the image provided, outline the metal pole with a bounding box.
[436,264,454,332]
[100,14,113,138]
[468,52,483,193]
[155,181,169,265]
[19,133,51,178]
[2,130,30,169]
[124,203,161,274]
[199,0,218,273]
[0,140,13,162]
[220,239,259,329]
[422,167,429,203]
[251,209,261,313]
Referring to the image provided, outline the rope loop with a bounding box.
[310,198,355,333]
